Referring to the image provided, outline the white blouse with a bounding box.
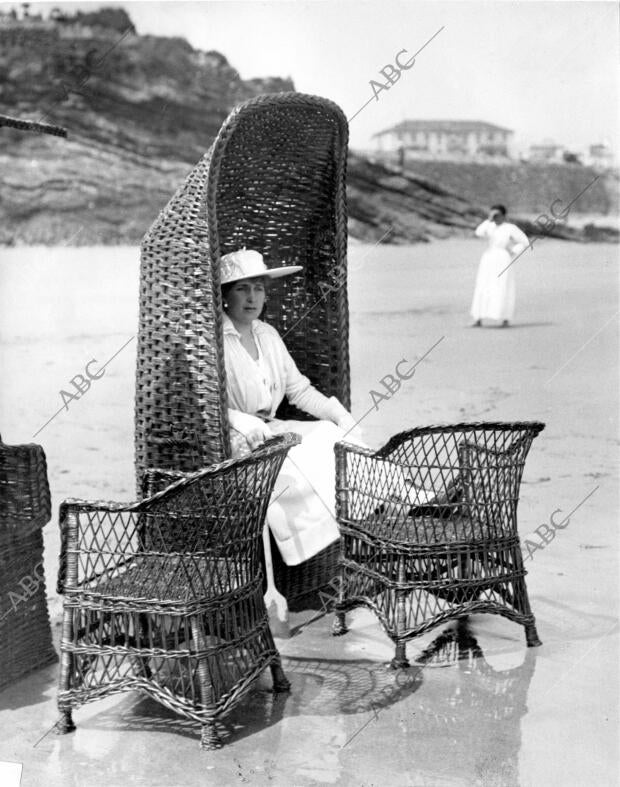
[475,219,530,256]
[222,313,347,427]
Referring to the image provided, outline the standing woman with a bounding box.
[471,205,530,327]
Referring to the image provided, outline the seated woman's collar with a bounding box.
[222,313,266,336]
[222,313,238,335]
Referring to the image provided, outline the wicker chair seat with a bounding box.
[74,554,252,606]
[344,513,507,547]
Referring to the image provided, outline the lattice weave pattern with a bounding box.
[56,434,299,749]
[333,422,545,665]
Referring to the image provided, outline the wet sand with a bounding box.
[0,238,618,785]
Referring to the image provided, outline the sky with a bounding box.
[6,0,620,158]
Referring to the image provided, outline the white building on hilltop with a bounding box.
[584,142,615,171]
[372,120,514,161]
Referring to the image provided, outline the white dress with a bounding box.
[222,314,357,566]
[471,220,530,322]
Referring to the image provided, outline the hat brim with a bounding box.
[222,265,303,284]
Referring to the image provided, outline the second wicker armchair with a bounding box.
[332,423,545,667]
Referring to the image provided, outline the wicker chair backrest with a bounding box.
[0,434,51,531]
[135,93,350,492]
[59,434,299,601]
[338,422,544,538]
[140,435,296,564]
[456,429,535,532]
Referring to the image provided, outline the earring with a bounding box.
[223,301,228,309]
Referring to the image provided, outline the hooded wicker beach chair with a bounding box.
[55,434,299,749]
[134,92,350,610]
[332,422,545,666]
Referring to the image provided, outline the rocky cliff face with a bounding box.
[396,158,617,217]
[0,10,293,245]
[0,9,615,246]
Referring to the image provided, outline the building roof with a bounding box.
[372,120,513,137]
[529,142,563,150]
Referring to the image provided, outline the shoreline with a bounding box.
[0,218,618,251]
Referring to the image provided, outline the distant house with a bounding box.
[372,120,513,160]
[528,140,564,163]
[586,143,614,170]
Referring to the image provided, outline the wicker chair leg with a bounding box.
[332,558,349,636]
[270,660,291,693]
[525,622,542,647]
[391,641,410,669]
[190,617,221,748]
[200,721,222,750]
[136,614,153,679]
[332,610,348,636]
[54,710,75,734]
[391,558,409,668]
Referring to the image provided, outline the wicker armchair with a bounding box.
[55,434,299,749]
[332,422,545,666]
[134,92,350,609]
[0,434,57,689]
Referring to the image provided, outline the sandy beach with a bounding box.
[0,237,618,786]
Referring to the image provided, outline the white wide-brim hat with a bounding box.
[219,249,302,285]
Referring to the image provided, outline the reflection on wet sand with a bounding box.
[76,620,535,776]
[408,620,536,786]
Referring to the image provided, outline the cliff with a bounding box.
[0,9,616,246]
[398,158,618,218]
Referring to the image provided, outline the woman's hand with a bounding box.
[336,413,365,446]
[246,420,272,450]
[229,411,273,450]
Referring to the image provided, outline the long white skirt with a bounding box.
[259,420,434,566]
[470,248,515,322]
[265,419,345,566]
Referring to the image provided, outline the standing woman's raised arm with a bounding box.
[475,219,492,238]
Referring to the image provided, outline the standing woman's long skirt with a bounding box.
[470,247,515,322]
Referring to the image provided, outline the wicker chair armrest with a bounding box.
[335,443,421,529]
[57,499,141,594]
[334,441,376,459]
[141,467,191,498]
[59,498,140,515]
[373,422,545,459]
[141,435,302,498]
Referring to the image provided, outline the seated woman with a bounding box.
[220,248,362,568]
